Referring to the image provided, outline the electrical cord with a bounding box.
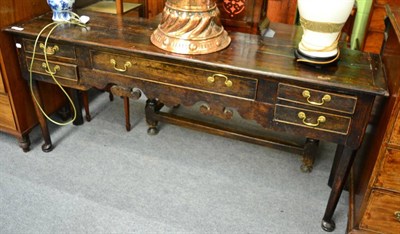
[29,11,88,126]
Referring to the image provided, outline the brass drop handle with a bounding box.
[302,90,331,106]
[42,63,60,75]
[395,211,400,222]
[297,111,326,127]
[207,74,233,87]
[110,59,132,72]
[39,43,59,55]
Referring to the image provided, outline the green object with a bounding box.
[350,0,373,50]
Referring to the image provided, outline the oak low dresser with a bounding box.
[4,10,389,231]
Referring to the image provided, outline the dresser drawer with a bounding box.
[375,148,400,191]
[23,38,76,60]
[277,83,357,114]
[90,51,257,99]
[0,93,16,130]
[273,104,351,135]
[27,57,78,83]
[360,190,400,234]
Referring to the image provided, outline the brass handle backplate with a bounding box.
[223,107,233,119]
[297,111,326,127]
[395,211,400,222]
[39,43,59,55]
[42,63,60,75]
[207,74,233,87]
[110,59,132,72]
[302,90,331,106]
[199,103,211,112]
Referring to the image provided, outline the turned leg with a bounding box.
[69,89,84,125]
[109,91,114,101]
[145,99,163,135]
[31,80,53,152]
[124,97,131,131]
[81,91,91,122]
[18,134,31,152]
[321,145,356,232]
[301,138,319,173]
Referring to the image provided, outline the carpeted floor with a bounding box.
[0,90,348,233]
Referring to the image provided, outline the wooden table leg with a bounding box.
[81,91,91,122]
[124,97,131,131]
[18,134,31,152]
[31,80,53,152]
[321,145,356,232]
[70,89,84,125]
[327,144,344,187]
[145,98,163,135]
[301,138,319,172]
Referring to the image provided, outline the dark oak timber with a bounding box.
[4,10,389,231]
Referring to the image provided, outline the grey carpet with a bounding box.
[0,90,348,233]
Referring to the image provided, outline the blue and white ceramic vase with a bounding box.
[47,0,75,22]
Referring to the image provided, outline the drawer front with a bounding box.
[360,190,400,234]
[375,149,400,192]
[277,83,357,114]
[0,93,16,130]
[27,57,78,83]
[273,104,351,135]
[90,51,257,99]
[23,38,76,59]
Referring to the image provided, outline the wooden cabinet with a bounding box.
[267,0,298,24]
[216,0,297,33]
[217,0,269,33]
[0,92,16,130]
[363,0,400,53]
[348,5,400,233]
[145,0,164,18]
[361,190,400,232]
[0,0,65,151]
[75,0,165,19]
